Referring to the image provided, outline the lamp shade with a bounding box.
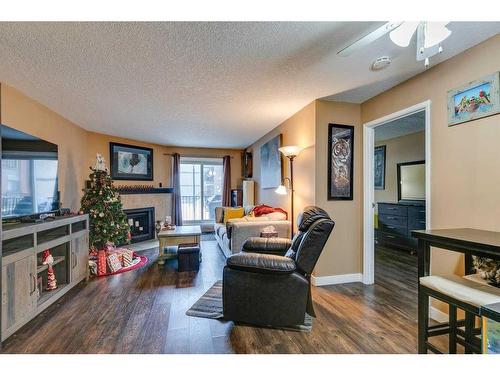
[275,184,288,195]
[278,145,304,157]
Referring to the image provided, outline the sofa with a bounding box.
[214,206,291,257]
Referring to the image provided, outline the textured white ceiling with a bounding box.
[0,22,498,148]
[375,111,425,141]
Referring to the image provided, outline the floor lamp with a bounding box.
[275,145,304,237]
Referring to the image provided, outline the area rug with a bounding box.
[186,280,313,332]
[96,255,149,277]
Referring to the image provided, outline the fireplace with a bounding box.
[124,207,155,243]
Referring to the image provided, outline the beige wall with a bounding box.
[1,83,88,211]
[375,131,425,204]
[362,34,500,279]
[246,35,500,280]
[86,132,243,190]
[314,100,362,277]
[0,83,243,215]
[247,101,316,228]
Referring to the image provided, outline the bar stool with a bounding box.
[419,274,500,354]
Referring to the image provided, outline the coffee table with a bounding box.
[157,225,201,265]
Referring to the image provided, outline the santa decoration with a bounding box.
[42,250,58,291]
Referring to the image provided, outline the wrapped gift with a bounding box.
[260,225,278,238]
[122,249,134,267]
[97,249,107,276]
[107,248,124,264]
[107,253,122,273]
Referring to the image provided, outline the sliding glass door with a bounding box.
[179,158,223,222]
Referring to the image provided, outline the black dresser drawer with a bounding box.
[408,206,426,220]
[378,231,412,250]
[378,204,408,216]
[379,213,407,227]
[379,222,408,237]
[408,216,426,231]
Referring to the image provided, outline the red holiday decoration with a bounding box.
[97,249,107,276]
[42,250,58,291]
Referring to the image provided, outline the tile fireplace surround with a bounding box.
[120,192,172,224]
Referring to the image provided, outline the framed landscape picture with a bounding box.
[328,124,354,200]
[110,142,153,180]
[260,134,282,189]
[447,72,500,126]
[374,145,386,190]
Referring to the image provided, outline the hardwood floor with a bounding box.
[1,241,422,354]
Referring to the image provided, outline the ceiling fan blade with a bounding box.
[389,22,420,47]
[337,22,402,57]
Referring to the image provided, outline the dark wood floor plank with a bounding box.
[1,241,423,354]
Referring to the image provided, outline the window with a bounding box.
[180,157,223,222]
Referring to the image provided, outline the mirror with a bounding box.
[397,160,425,201]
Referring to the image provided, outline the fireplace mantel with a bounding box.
[117,187,173,195]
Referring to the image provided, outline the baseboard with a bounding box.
[430,306,448,323]
[312,273,363,286]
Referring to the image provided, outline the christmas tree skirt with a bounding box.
[90,249,148,277]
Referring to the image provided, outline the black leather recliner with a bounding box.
[222,206,335,327]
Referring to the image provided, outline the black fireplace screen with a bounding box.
[123,207,155,243]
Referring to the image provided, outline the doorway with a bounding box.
[363,101,431,285]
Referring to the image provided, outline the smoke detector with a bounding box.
[371,56,392,71]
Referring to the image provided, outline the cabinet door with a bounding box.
[1,254,37,334]
[71,234,89,282]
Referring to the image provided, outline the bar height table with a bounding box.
[412,228,500,353]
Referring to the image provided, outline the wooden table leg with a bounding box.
[418,285,429,354]
[449,305,457,354]
[158,238,167,265]
[417,239,431,354]
[417,240,430,278]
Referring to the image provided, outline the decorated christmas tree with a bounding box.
[80,154,130,249]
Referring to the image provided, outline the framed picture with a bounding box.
[110,142,153,180]
[260,134,282,189]
[447,72,500,126]
[374,145,386,190]
[328,124,354,200]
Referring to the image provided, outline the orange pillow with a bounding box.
[223,207,245,224]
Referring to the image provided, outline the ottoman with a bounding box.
[177,243,201,272]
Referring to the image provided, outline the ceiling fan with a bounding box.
[338,22,452,68]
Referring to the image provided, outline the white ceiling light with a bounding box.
[424,22,451,48]
[389,22,419,47]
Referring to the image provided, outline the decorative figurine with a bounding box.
[42,250,58,291]
[95,153,106,171]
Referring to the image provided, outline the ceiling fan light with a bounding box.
[389,21,419,47]
[424,22,451,48]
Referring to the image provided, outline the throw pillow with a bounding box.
[262,211,287,221]
[251,204,288,220]
[223,207,245,224]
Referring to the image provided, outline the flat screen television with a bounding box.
[1,125,60,220]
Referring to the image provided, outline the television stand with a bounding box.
[1,214,89,341]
